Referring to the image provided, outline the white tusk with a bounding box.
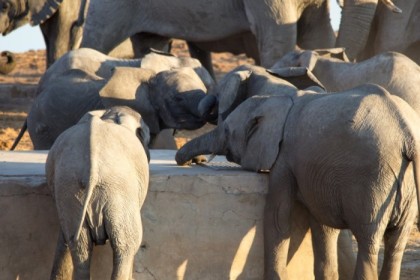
[381,0,402,13]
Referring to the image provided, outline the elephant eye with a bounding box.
[1,3,9,11]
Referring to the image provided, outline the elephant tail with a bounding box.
[74,167,99,243]
[10,119,27,151]
[412,154,420,231]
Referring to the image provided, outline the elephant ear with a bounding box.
[314,48,350,62]
[235,95,294,172]
[28,0,64,26]
[217,70,252,121]
[267,67,325,90]
[99,67,161,134]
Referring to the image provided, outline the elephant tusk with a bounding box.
[381,0,402,13]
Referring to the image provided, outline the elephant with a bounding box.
[197,63,325,126]
[24,65,208,150]
[46,106,150,279]
[176,84,420,279]
[271,48,420,114]
[0,0,171,66]
[187,1,337,78]
[10,48,214,150]
[359,0,420,64]
[80,0,336,68]
[0,50,15,74]
[335,0,402,60]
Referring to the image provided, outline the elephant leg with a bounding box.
[69,227,93,280]
[244,0,298,67]
[50,229,73,280]
[379,204,417,280]
[108,210,143,280]
[309,218,340,280]
[352,225,384,280]
[264,160,296,280]
[187,41,215,79]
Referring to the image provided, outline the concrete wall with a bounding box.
[0,150,354,279]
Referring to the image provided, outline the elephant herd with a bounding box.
[1,0,420,279]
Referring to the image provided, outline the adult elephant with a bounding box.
[335,0,402,60]
[359,0,420,63]
[0,51,15,74]
[80,0,336,68]
[0,0,170,66]
[176,85,420,279]
[187,2,336,77]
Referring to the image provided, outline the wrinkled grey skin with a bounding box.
[272,48,420,114]
[0,50,15,74]
[359,0,420,64]
[176,84,420,279]
[197,64,325,125]
[0,0,170,66]
[10,48,213,150]
[46,106,150,279]
[80,0,335,68]
[26,66,208,150]
[187,1,336,77]
[335,0,401,60]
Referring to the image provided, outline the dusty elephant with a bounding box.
[24,65,208,150]
[0,50,15,74]
[271,48,420,114]
[197,63,325,126]
[10,48,214,150]
[360,0,420,63]
[176,84,420,279]
[0,0,171,66]
[335,0,402,60]
[46,106,150,279]
[80,0,336,68]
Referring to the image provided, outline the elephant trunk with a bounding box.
[0,51,16,75]
[197,94,218,124]
[335,0,378,60]
[413,155,420,231]
[175,128,221,165]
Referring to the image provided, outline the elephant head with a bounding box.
[99,66,208,135]
[0,50,16,74]
[197,64,323,124]
[336,0,401,60]
[0,0,63,35]
[176,95,294,172]
[272,48,349,69]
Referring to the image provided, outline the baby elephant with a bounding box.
[46,106,150,279]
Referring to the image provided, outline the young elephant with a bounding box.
[13,65,208,150]
[46,106,150,279]
[271,48,420,114]
[176,84,420,279]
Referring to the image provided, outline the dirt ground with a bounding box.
[0,40,419,278]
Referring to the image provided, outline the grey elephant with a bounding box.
[359,0,420,63]
[80,0,336,68]
[176,84,420,279]
[0,50,15,74]
[335,0,402,60]
[24,66,208,150]
[10,48,213,150]
[46,106,150,279]
[0,0,171,66]
[271,48,420,114]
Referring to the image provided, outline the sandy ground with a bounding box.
[0,40,419,278]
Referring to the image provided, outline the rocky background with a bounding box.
[0,40,418,278]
